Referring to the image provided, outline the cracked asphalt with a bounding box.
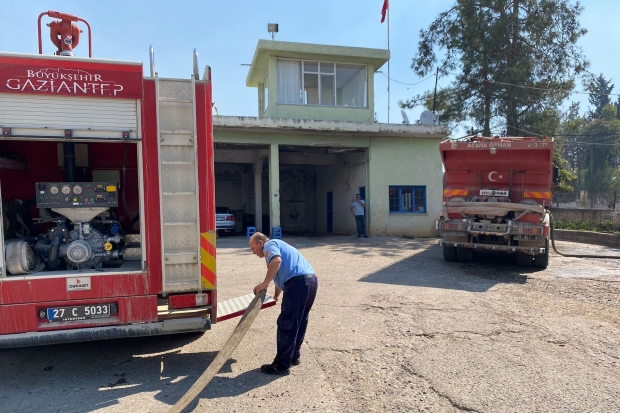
[1,236,619,412]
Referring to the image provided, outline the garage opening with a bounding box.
[280,145,366,236]
[214,143,269,235]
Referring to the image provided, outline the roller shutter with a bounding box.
[0,93,139,140]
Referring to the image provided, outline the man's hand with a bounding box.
[253,281,269,295]
[273,285,282,303]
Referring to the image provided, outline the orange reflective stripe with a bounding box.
[524,191,551,199]
[200,231,216,289]
[443,189,468,196]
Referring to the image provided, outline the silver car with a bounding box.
[216,206,236,233]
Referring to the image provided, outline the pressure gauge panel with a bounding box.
[35,182,119,208]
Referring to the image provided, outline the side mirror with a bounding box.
[552,164,559,185]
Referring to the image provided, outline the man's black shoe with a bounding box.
[357,235,362,238]
[261,362,290,376]
[363,235,369,238]
[292,358,300,366]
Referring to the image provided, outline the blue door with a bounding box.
[327,191,333,233]
[359,187,366,205]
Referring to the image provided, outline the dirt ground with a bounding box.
[1,235,619,413]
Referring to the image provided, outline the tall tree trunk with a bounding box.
[506,0,520,136]
[482,69,491,136]
[484,93,491,136]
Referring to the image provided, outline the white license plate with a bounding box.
[216,217,224,221]
[480,189,509,196]
[514,235,542,241]
[46,304,111,322]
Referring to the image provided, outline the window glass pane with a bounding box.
[304,61,318,73]
[277,60,302,104]
[263,70,269,111]
[304,73,319,105]
[401,187,413,212]
[320,75,335,105]
[320,62,334,73]
[389,187,400,212]
[414,187,426,213]
[336,64,366,107]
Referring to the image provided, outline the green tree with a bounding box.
[553,147,577,193]
[586,74,614,121]
[579,104,620,197]
[401,0,588,137]
[556,102,587,194]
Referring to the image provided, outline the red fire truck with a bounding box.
[0,11,272,349]
[436,136,558,268]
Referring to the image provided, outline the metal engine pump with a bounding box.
[61,221,122,270]
[32,213,124,271]
[25,181,124,273]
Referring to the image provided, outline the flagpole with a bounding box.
[387,3,390,123]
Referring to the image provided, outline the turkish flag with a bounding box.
[381,0,389,23]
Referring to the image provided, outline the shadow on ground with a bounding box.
[0,333,278,413]
[216,234,435,259]
[359,244,537,292]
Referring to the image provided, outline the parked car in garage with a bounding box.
[216,206,236,233]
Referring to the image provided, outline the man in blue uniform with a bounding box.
[250,232,318,376]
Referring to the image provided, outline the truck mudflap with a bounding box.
[440,240,545,254]
[216,293,276,323]
[0,317,211,349]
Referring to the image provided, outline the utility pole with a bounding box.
[387,5,390,123]
[432,67,439,113]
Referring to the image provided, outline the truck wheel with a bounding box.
[456,247,473,263]
[517,252,532,267]
[533,240,549,269]
[442,244,458,262]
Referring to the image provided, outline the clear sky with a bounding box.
[1,0,617,133]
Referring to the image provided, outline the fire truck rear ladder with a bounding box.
[155,73,203,293]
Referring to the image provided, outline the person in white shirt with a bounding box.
[350,194,368,237]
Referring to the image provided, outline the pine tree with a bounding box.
[401,0,588,136]
[586,74,614,121]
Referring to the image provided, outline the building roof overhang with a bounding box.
[213,116,450,139]
[246,40,390,87]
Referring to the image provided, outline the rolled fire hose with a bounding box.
[168,290,267,413]
[549,214,620,259]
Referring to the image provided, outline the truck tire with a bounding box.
[442,244,458,262]
[517,252,532,267]
[533,240,549,269]
[456,247,473,263]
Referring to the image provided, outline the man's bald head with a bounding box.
[249,232,270,257]
[250,232,269,244]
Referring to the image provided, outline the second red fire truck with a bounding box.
[436,136,557,269]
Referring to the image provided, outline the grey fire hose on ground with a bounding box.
[549,213,620,260]
[167,291,267,413]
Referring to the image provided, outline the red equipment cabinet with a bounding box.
[436,136,557,269]
[0,11,273,349]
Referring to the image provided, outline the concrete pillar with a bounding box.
[254,158,264,232]
[269,143,280,231]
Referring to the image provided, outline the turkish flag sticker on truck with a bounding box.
[0,54,143,99]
